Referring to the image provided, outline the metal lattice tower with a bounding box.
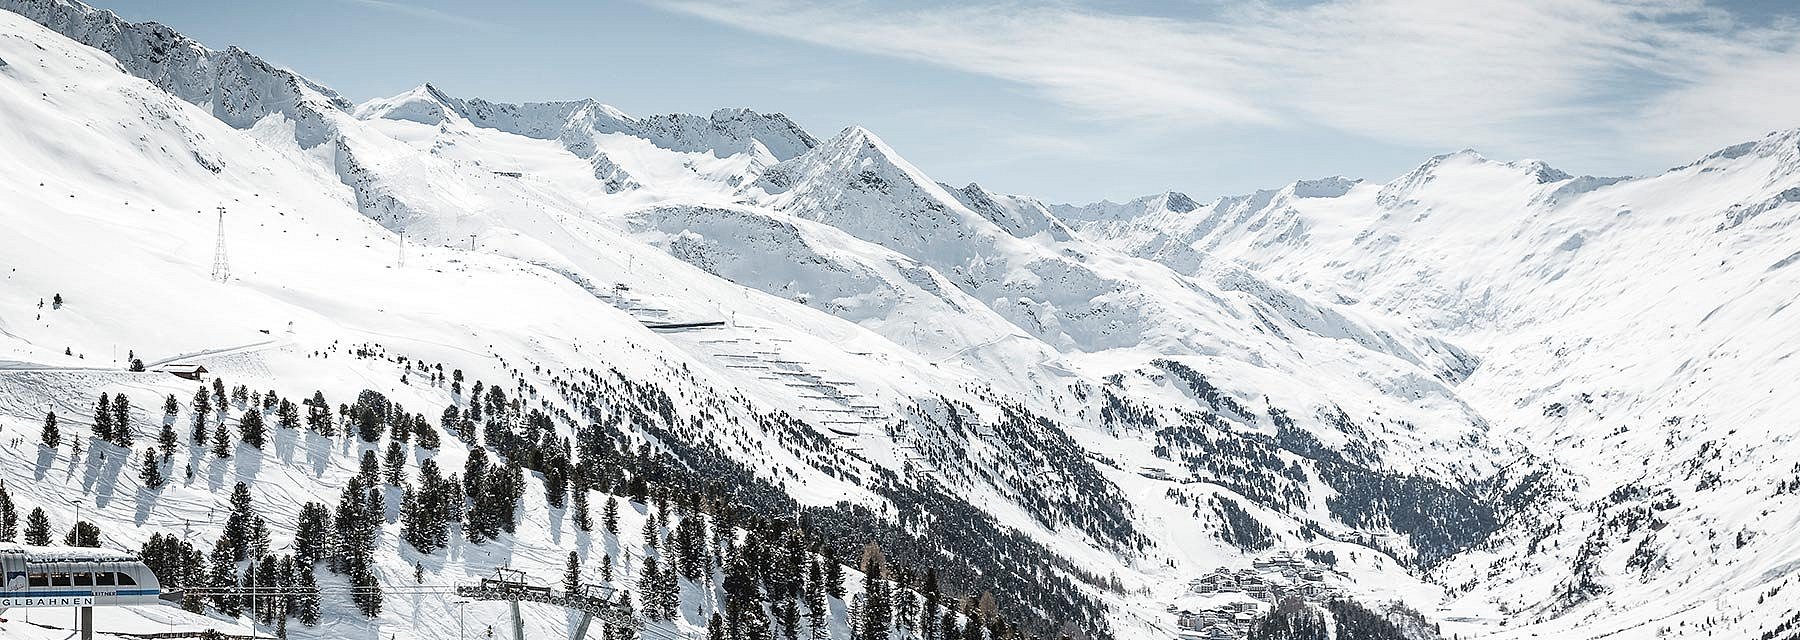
[211,206,230,283]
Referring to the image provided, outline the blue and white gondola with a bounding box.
[0,543,162,610]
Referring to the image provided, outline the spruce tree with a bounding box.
[140,447,165,488]
[41,411,60,447]
[383,440,407,486]
[640,557,670,621]
[573,489,593,532]
[824,549,847,599]
[191,386,212,445]
[305,391,333,436]
[350,563,382,617]
[239,409,266,448]
[292,562,322,626]
[208,543,243,616]
[94,392,114,441]
[563,551,582,594]
[211,422,232,458]
[277,399,301,430]
[922,568,942,635]
[860,554,892,640]
[600,553,613,583]
[415,414,440,450]
[708,613,727,640]
[806,560,828,640]
[164,393,180,418]
[294,502,333,565]
[64,520,101,547]
[24,507,51,545]
[159,422,178,457]
[603,495,620,534]
[0,480,17,542]
[359,450,382,487]
[111,393,133,446]
[224,482,257,560]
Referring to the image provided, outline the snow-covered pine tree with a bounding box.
[41,410,60,447]
[277,398,300,430]
[305,391,333,435]
[573,487,593,532]
[294,502,332,565]
[291,560,322,626]
[211,421,232,457]
[140,447,164,488]
[239,408,266,448]
[110,393,132,446]
[191,386,212,445]
[563,551,581,594]
[383,440,407,486]
[64,520,100,547]
[413,413,440,449]
[94,392,114,441]
[0,481,16,542]
[159,421,177,457]
[24,507,51,545]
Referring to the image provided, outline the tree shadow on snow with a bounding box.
[34,445,56,480]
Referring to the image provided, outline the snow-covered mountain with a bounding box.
[3,1,1798,639]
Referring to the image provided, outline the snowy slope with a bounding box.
[16,0,1794,638]
[1065,139,1800,637]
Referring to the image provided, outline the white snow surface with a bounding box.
[5,1,1799,638]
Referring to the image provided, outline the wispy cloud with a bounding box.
[649,0,1800,170]
[341,0,506,33]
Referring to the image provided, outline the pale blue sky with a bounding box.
[85,0,1800,204]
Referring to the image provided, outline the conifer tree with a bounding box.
[922,568,942,636]
[239,409,266,448]
[415,414,440,450]
[211,422,232,458]
[305,391,333,435]
[824,548,847,599]
[640,557,671,621]
[807,560,829,640]
[140,447,165,488]
[24,507,52,545]
[708,613,727,640]
[294,502,333,565]
[383,440,407,486]
[564,551,582,594]
[359,450,382,487]
[860,552,892,640]
[292,561,322,625]
[603,495,620,534]
[94,392,114,441]
[41,411,60,447]
[192,386,213,445]
[64,520,101,547]
[277,399,301,430]
[159,422,178,457]
[0,481,17,542]
[224,482,258,560]
[400,485,434,554]
[111,393,133,446]
[164,393,180,418]
[600,553,613,583]
[573,489,593,532]
[208,544,242,616]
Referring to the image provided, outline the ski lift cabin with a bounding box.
[0,543,163,609]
